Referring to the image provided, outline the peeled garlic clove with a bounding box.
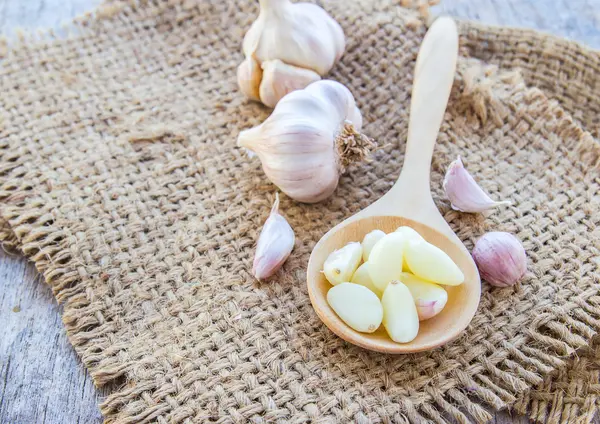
[238,80,375,203]
[400,272,448,321]
[259,60,321,108]
[237,56,262,102]
[394,226,424,272]
[443,156,511,213]
[351,262,382,297]
[361,229,386,262]
[323,241,362,286]
[252,193,295,280]
[395,226,424,243]
[405,239,464,286]
[368,232,406,292]
[472,232,527,287]
[327,283,383,333]
[381,280,419,343]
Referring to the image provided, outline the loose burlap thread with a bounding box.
[1,1,599,423]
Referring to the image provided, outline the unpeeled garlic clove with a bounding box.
[404,239,464,286]
[400,272,448,321]
[472,232,526,287]
[238,80,375,203]
[327,283,383,333]
[252,193,295,280]
[351,262,382,297]
[381,280,419,343]
[361,229,386,262]
[443,156,511,213]
[237,56,262,102]
[323,241,362,286]
[259,60,321,108]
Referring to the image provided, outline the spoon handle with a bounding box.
[397,17,458,193]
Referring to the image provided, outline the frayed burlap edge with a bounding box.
[0,1,599,423]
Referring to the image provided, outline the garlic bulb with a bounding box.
[472,232,527,287]
[252,193,295,280]
[238,80,375,203]
[238,0,345,107]
[443,156,511,213]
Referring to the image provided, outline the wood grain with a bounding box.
[0,0,597,423]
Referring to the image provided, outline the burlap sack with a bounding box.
[1,1,599,422]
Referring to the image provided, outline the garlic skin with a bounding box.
[238,56,263,102]
[238,0,345,106]
[252,194,295,280]
[472,232,527,287]
[238,80,374,203]
[443,156,511,213]
[259,60,321,108]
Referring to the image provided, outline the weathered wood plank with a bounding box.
[0,0,598,423]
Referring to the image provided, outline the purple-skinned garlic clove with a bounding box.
[443,156,510,213]
[252,193,295,280]
[472,232,527,288]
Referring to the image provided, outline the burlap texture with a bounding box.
[0,1,599,422]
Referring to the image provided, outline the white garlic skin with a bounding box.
[472,232,526,287]
[237,80,363,203]
[244,0,344,75]
[252,194,295,280]
[327,283,383,333]
[238,0,345,106]
[259,60,321,108]
[443,156,511,213]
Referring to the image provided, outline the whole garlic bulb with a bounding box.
[238,80,374,203]
[237,0,345,107]
[472,232,527,288]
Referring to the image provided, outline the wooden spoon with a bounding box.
[307,17,481,353]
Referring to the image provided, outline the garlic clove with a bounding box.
[252,193,295,280]
[351,262,382,298]
[361,229,386,262]
[259,60,321,108]
[381,280,419,343]
[237,80,375,203]
[238,0,345,106]
[244,0,345,76]
[400,272,448,321]
[323,241,362,286]
[394,226,424,243]
[237,56,262,102]
[368,232,406,292]
[405,239,464,286]
[443,156,511,213]
[395,226,424,272]
[327,283,383,333]
[472,232,527,287]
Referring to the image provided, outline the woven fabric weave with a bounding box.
[1,1,599,423]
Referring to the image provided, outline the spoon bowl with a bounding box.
[307,215,480,353]
[306,17,481,353]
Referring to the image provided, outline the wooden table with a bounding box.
[0,1,598,423]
